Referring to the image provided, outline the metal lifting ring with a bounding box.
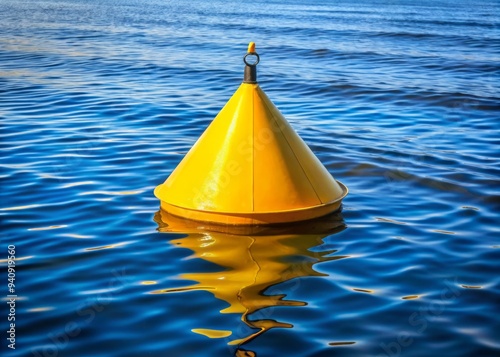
[243,52,260,66]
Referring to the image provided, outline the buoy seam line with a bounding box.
[260,90,323,204]
[251,84,255,212]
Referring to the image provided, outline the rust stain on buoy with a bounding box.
[154,43,348,225]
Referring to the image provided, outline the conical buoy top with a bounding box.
[154,43,348,225]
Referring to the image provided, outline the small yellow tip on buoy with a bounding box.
[247,42,256,53]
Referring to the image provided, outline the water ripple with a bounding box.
[1,0,499,356]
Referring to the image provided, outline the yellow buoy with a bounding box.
[154,42,348,225]
[153,210,346,350]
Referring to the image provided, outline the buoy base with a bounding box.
[157,181,348,226]
[154,209,346,236]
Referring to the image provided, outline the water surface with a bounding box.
[1,0,499,356]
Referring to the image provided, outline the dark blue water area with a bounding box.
[1,0,499,356]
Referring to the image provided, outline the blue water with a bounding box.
[1,0,499,356]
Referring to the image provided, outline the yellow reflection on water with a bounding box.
[192,328,232,338]
[352,288,374,294]
[153,210,347,351]
[140,281,157,285]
